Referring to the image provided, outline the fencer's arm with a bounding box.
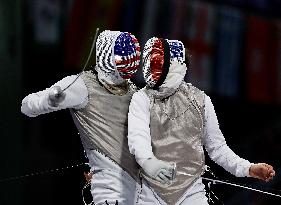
[203,95,252,177]
[21,75,88,117]
[128,89,154,167]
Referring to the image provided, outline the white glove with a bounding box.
[48,86,66,107]
[142,156,175,184]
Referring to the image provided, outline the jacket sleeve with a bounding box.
[128,89,154,167]
[203,95,252,177]
[21,75,88,117]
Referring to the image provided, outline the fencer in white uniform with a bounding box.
[127,37,275,205]
[21,30,143,205]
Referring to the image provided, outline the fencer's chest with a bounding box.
[149,87,204,138]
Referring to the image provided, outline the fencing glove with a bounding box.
[142,156,176,184]
[48,86,66,107]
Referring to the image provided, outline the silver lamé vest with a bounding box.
[70,71,139,181]
[144,82,205,205]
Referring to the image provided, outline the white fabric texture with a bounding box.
[160,61,187,89]
[128,89,153,167]
[86,150,141,205]
[128,90,252,177]
[21,75,88,117]
[138,178,208,205]
[90,170,139,205]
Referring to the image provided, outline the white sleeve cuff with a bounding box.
[243,162,254,177]
[136,153,154,167]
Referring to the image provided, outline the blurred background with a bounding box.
[0,0,280,204]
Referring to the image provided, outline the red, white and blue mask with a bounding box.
[95,30,141,85]
[143,37,185,88]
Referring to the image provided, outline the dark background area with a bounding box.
[0,0,280,204]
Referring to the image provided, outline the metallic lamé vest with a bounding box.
[143,82,205,205]
[70,71,139,181]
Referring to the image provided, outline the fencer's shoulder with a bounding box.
[181,82,206,107]
[80,70,99,85]
[52,74,83,89]
[182,82,205,95]
[81,70,97,78]
[132,88,149,99]
[130,88,150,112]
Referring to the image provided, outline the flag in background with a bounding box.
[64,0,124,69]
[170,0,186,40]
[184,0,216,93]
[214,6,245,97]
[245,15,273,103]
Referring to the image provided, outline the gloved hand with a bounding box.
[48,86,66,107]
[142,156,176,184]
